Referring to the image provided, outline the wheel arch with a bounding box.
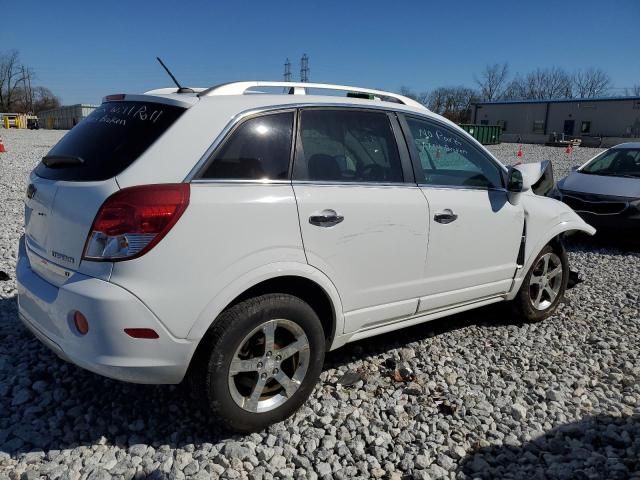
[507,218,594,300]
[186,263,344,351]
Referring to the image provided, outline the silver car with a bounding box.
[552,143,640,234]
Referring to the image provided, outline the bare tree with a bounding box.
[399,86,429,106]
[32,86,60,113]
[0,49,25,111]
[427,86,477,122]
[0,49,61,113]
[624,84,640,96]
[502,67,573,100]
[573,68,611,98]
[475,63,509,101]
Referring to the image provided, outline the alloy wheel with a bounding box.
[227,319,310,413]
[529,252,563,311]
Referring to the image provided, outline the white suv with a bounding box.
[17,82,594,431]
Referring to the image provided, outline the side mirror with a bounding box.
[507,167,524,192]
[507,167,524,205]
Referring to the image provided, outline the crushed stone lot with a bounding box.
[0,128,638,480]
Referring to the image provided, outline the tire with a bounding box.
[514,243,569,323]
[189,294,325,432]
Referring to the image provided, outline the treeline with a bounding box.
[0,49,60,114]
[401,63,640,123]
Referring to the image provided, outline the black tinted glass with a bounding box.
[582,148,640,176]
[201,112,293,180]
[407,117,503,189]
[297,109,403,183]
[35,101,185,181]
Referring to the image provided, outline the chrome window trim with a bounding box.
[418,183,509,193]
[184,102,412,182]
[293,180,418,188]
[191,179,291,185]
[190,178,419,188]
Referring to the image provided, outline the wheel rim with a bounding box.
[227,319,310,413]
[529,252,563,311]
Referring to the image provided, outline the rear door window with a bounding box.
[35,101,185,181]
[200,112,294,180]
[295,109,404,183]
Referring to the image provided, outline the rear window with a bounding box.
[35,101,186,181]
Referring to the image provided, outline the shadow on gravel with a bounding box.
[324,301,526,371]
[457,414,640,479]
[0,296,231,457]
[0,296,526,457]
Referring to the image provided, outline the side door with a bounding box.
[400,114,524,312]
[293,108,429,333]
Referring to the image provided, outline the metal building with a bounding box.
[471,96,640,147]
[38,104,98,130]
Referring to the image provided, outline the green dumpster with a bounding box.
[459,124,502,145]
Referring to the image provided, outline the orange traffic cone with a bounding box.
[565,144,572,155]
[0,136,6,153]
[517,145,523,158]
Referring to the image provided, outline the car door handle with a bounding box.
[309,209,344,227]
[434,209,458,224]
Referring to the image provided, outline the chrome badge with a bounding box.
[51,250,75,264]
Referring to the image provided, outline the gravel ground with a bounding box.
[0,128,638,480]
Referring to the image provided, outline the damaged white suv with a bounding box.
[17,81,594,431]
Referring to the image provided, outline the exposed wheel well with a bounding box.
[549,234,566,255]
[224,276,336,351]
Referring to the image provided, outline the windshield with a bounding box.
[581,148,640,177]
[35,101,186,181]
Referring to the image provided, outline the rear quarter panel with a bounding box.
[107,184,309,339]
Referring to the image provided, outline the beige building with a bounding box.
[38,104,98,130]
[472,97,640,147]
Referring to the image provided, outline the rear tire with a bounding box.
[514,243,569,323]
[189,294,325,432]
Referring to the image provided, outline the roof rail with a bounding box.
[197,81,427,109]
[144,87,206,95]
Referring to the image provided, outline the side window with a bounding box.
[201,112,293,180]
[406,117,503,189]
[296,109,403,183]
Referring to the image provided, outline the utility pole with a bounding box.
[27,69,33,113]
[300,54,309,83]
[284,58,291,82]
[21,66,28,113]
[20,66,33,113]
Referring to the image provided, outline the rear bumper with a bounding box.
[16,237,197,384]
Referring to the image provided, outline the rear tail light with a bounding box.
[83,183,190,261]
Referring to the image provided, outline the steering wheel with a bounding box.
[359,163,385,181]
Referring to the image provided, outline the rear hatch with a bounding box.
[25,99,187,286]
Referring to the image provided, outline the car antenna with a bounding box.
[156,57,194,94]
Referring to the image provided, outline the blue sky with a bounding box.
[4,0,639,104]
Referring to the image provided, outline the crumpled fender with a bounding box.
[506,195,595,299]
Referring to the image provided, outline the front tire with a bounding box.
[190,294,325,432]
[515,243,569,322]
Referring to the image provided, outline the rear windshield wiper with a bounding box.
[42,155,85,168]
